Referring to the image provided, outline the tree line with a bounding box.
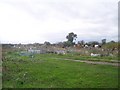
[53,32,118,48]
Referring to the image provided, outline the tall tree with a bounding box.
[66,32,77,44]
[102,39,106,45]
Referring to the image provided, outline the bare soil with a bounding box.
[55,58,119,67]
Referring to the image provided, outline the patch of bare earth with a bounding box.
[73,60,119,66]
[54,58,119,67]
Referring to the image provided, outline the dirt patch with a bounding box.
[73,60,119,66]
[54,58,119,67]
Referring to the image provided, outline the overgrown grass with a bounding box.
[2,52,119,88]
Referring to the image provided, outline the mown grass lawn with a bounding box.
[2,52,119,88]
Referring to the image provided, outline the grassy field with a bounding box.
[2,52,119,88]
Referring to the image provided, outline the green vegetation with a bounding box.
[63,32,77,47]
[2,51,119,88]
[102,42,118,49]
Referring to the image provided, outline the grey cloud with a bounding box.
[0,0,118,43]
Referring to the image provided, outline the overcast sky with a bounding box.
[0,0,119,44]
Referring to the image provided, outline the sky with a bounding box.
[0,0,119,44]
